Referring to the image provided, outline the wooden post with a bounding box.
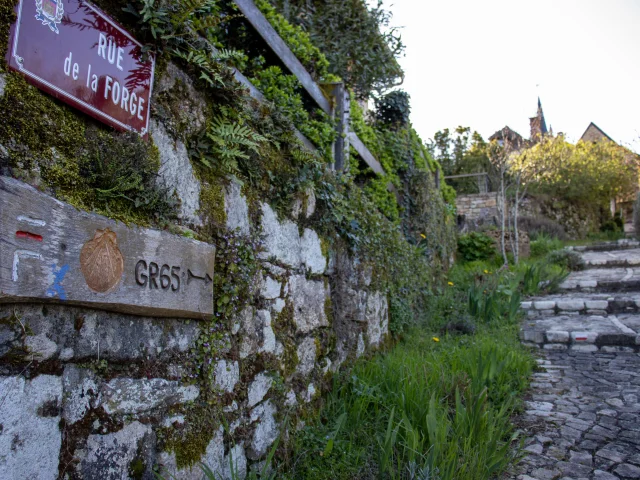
[329,83,350,172]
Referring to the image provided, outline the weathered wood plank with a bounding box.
[330,83,350,171]
[348,132,385,174]
[233,0,332,115]
[0,177,215,319]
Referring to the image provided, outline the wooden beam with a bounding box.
[444,172,489,179]
[234,0,332,115]
[349,132,385,175]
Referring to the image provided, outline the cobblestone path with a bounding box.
[513,241,640,480]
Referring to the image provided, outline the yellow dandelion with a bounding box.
[432,337,440,342]
[483,269,489,274]
[447,281,454,286]
[420,233,426,239]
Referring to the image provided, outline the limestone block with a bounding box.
[62,365,100,424]
[260,203,301,268]
[556,299,585,311]
[296,337,317,376]
[153,62,208,137]
[225,180,251,235]
[546,331,570,343]
[586,300,609,310]
[357,333,366,358]
[366,291,389,347]
[0,375,62,480]
[288,275,330,333]
[224,444,247,480]
[248,373,273,407]
[571,331,598,344]
[0,305,200,362]
[78,422,155,480]
[305,188,316,218]
[301,228,327,274]
[249,400,278,460]
[305,383,316,403]
[239,308,275,358]
[151,120,201,225]
[213,360,240,393]
[570,344,599,352]
[534,300,556,310]
[100,378,199,415]
[521,329,545,343]
[24,333,58,360]
[261,277,282,300]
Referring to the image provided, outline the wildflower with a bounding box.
[447,281,454,286]
[483,269,489,274]
[432,337,440,342]
[420,233,426,239]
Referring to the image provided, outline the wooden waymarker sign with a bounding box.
[0,177,215,319]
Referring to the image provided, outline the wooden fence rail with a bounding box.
[232,0,383,176]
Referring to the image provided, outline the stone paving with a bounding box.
[514,242,640,479]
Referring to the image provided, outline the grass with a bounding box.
[275,255,561,480]
[179,250,568,480]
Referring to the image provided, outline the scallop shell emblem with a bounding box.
[80,228,124,293]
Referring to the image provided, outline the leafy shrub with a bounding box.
[529,232,563,257]
[457,232,496,262]
[545,249,585,272]
[518,215,567,240]
[374,90,411,127]
[266,0,405,97]
[520,262,569,295]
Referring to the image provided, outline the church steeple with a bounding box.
[530,97,548,142]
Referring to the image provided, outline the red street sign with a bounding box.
[7,0,155,135]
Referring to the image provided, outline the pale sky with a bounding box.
[385,0,640,152]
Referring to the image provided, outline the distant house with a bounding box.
[580,122,614,143]
[489,97,550,150]
[579,122,639,222]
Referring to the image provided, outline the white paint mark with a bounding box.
[12,250,44,282]
[623,268,633,281]
[17,215,46,227]
[609,316,636,335]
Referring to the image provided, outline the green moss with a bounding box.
[0,73,176,226]
[324,295,333,327]
[0,73,86,167]
[159,404,221,469]
[198,177,227,239]
[319,236,330,260]
[273,302,299,376]
[0,0,16,63]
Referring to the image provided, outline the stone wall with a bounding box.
[0,63,389,480]
[456,192,498,222]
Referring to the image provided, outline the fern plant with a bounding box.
[190,117,267,174]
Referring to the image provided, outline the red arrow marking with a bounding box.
[16,231,43,242]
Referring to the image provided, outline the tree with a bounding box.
[514,136,638,209]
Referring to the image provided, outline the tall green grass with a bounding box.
[281,331,532,480]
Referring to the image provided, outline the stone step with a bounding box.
[559,268,640,293]
[567,239,640,253]
[579,248,640,269]
[520,313,640,352]
[521,293,640,317]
